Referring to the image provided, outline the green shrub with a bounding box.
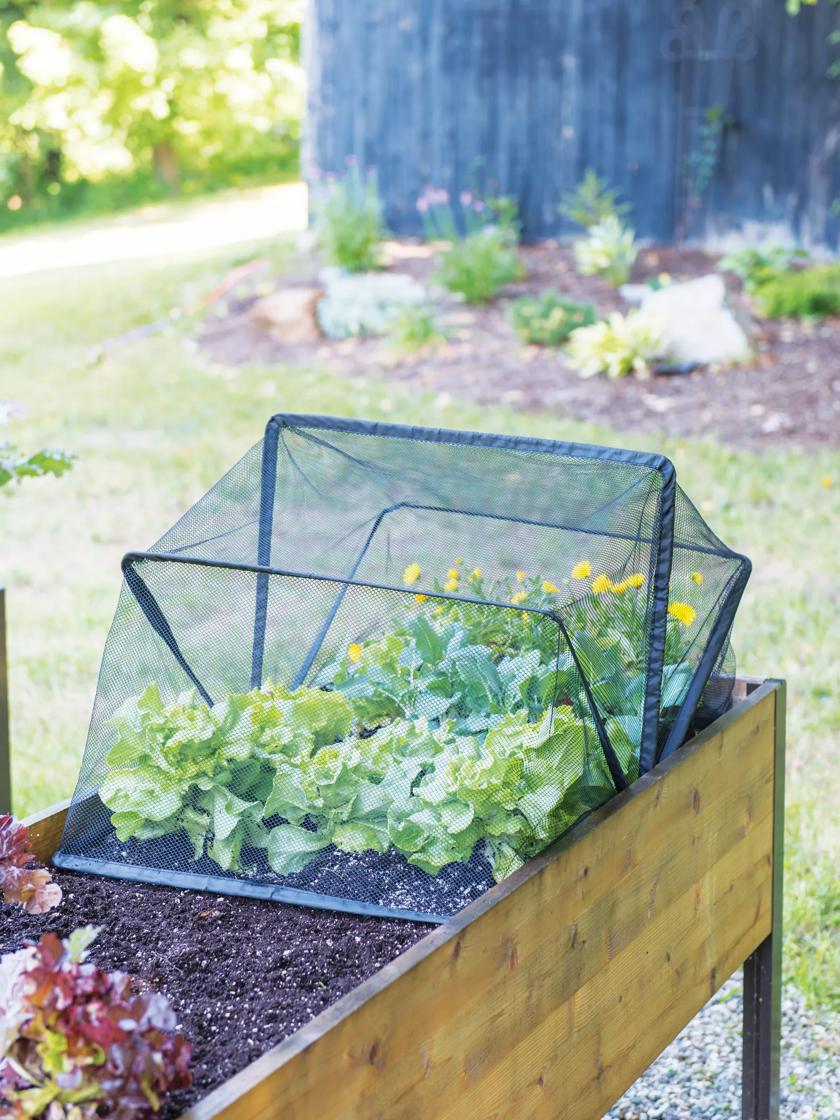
[389,305,446,353]
[508,291,597,346]
[573,216,638,287]
[434,226,523,305]
[558,169,632,230]
[753,264,840,319]
[313,163,387,273]
[418,188,524,305]
[718,245,807,292]
[565,310,669,379]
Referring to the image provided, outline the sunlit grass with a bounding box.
[1,216,837,1007]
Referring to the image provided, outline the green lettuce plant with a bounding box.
[99,559,704,886]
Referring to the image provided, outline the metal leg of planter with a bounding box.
[742,681,785,1120]
[0,586,11,813]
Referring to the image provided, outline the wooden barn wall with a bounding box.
[304,0,840,248]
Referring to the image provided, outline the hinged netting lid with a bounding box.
[56,416,750,920]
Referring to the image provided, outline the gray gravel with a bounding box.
[606,976,840,1120]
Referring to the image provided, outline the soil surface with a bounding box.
[0,871,429,1117]
[199,241,840,452]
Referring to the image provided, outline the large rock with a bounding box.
[249,286,322,343]
[317,268,427,340]
[640,274,752,366]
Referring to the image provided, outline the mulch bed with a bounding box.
[0,871,429,1117]
[199,241,840,452]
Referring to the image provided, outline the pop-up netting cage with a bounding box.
[55,415,750,921]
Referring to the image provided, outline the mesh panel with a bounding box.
[56,415,750,920]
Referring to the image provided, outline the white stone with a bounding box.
[640,274,752,366]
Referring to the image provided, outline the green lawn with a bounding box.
[1,214,837,1008]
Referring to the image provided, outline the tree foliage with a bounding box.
[0,0,303,220]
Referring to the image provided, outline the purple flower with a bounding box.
[460,191,473,207]
[345,154,357,166]
[416,196,429,213]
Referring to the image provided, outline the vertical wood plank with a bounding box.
[306,0,840,247]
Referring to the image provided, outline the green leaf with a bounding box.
[406,614,445,663]
[266,824,332,875]
[332,820,389,853]
[263,762,310,822]
[100,766,185,822]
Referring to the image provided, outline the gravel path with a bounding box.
[607,976,840,1119]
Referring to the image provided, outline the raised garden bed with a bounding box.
[7,677,784,1120]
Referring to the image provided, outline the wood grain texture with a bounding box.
[23,798,70,863]
[182,680,779,1120]
[304,0,840,247]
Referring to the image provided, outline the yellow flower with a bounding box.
[433,606,445,616]
[626,573,645,588]
[471,567,482,580]
[541,580,559,594]
[691,571,704,585]
[591,573,612,594]
[820,475,833,489]
[444,577,459,592]
[415,593,427,603]
[455,556,463,564]
[347,643,363,662]
[510,590,527,605]
[515,569,526,583]
[447,567,460,581]
[571,561,591,580]
[611,579,628,594]
[668,601,696,626]
[521,611,529,622]
[403,562,421,586]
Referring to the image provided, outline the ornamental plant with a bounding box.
[419,188,524,304]
[565,309,669,378]
[98,558,704,885]
[0,927,191,1119]
[388,304,447,354]
[508,290,597,346]
[718,245,807,292]
[558,169,632,230]
[313,160,387,273]
[573,215,638,287]
[0,815,62,914]
[752,262,840,319]
[1,404,74,491]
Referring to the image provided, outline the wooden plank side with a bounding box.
[187,682,778,1120]
[24,798,69,863]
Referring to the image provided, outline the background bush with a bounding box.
[0,0,303,231]
[753,264,840,319]
[509,291,597,346]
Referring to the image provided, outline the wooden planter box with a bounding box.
[25,678,785,1120]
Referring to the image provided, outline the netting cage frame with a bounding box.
[55,414,752,923]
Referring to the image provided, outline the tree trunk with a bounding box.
[153,140,180,192]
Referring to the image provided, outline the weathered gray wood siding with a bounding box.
[305,0,840,248]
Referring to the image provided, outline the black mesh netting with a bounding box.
[55,415,751,921]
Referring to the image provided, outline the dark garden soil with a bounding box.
[199,241,840,452]
[0,871,429,1117]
